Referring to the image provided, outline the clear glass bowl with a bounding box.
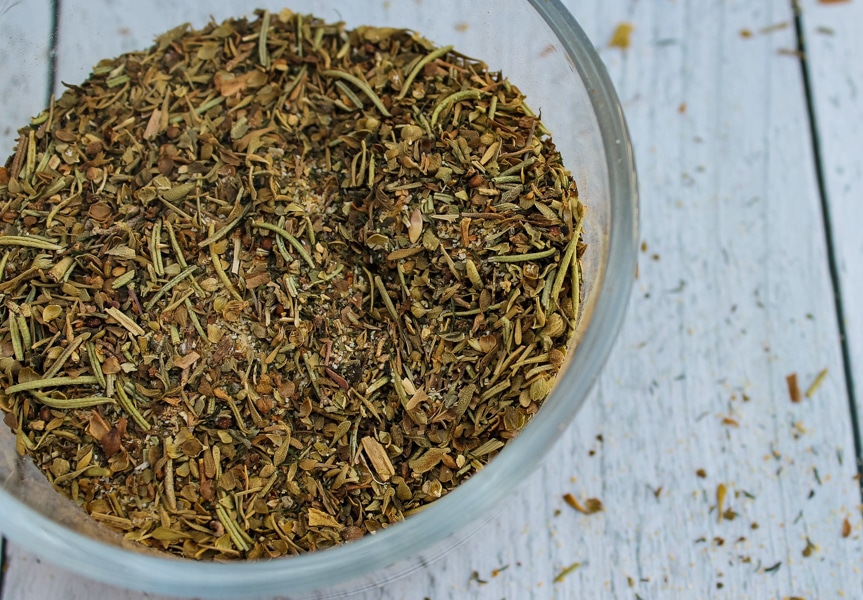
[0,0,637,597]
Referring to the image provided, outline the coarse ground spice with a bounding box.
[0,10,584,559]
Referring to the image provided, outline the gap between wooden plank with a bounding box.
[0,536,7,600]
[47,0,61,103]
[791,0,863,500]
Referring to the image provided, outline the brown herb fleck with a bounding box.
[563,493,603,515]
[361,436,395,482]
[609,23,635,49]
[786,373,802,403]
[716,483,727,523]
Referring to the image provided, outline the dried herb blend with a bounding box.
[0,10,584,559]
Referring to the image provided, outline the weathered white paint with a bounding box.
[3,0,863,599]
[799,0,863,444]
[0,0,52,582]
[0,0,53,154]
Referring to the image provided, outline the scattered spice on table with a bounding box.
[804,368,828,398]
[716,483,727,523]
[609,23,635,50]
[490,564,509,577]
[553,561,582,584]
[759,22,790,35]
[763,561,782,574]
[786,373,802,403]
[563,492,603,515]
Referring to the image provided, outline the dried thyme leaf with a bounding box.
[29,391,115,409]
[5,376,100,394]
[553,561,582,584]
[397,44,453,100]
[42,332,91,379]
[320,69,392,117]
[804,368,828,399]
[0,236,64,251]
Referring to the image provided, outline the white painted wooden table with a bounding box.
[2,0,863,598]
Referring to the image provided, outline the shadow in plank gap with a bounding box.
[792,0,863,497]
[0,537,6,600]
[797,0,863,492]
[47,0,61,104]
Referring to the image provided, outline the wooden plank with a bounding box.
[51,0,248,86]
[0,0,53,154]
[3,1,863,599]
[0,3,52,595]
[558,2,862,596]
[799,0,863,458]
[2,544,178,600]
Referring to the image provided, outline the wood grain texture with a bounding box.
[799,0,863,450]
[3,0,863,599]
[0,0,53,154]
[0,0,52,593]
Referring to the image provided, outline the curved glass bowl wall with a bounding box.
[0,1,637,597]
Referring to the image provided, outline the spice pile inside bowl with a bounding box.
[0,10,584,559]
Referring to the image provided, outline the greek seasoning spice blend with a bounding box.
[0,10,584,559]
